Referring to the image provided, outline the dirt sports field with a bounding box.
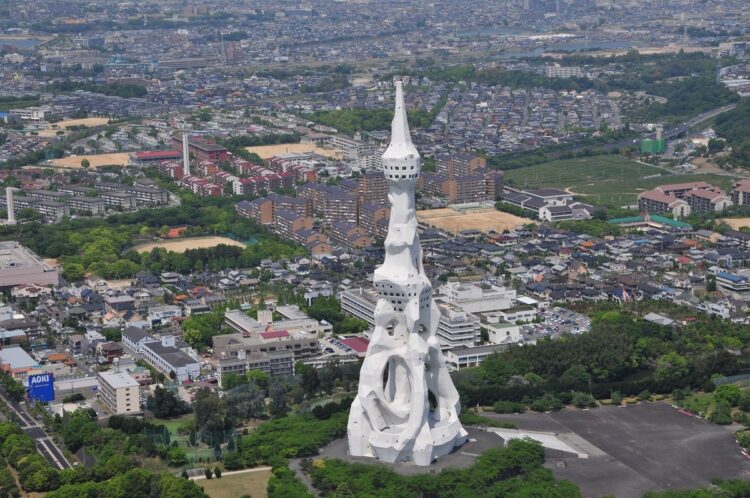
[133,236,245,254]
[49,152,130,169]
[37,117,111,137]
[417,207,534,234]
[246,143,344,160]
[720,218,750,230]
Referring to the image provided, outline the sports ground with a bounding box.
[132,236,245,254]
[417,206,534,234]
[49,152,130,169]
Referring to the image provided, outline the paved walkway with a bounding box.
[189,465,272,481]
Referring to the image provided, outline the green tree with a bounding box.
[654,352,689,384]
[714,384,742,406]
[80,158,90,168]
[194,388,229,434]
[62,263,86,282]
[169,447,188,467]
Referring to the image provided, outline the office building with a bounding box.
[98,370,141,415]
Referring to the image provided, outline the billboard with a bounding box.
[27,373,55,402]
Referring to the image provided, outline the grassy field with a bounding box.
[195,468,272,498]
[502,155,735,207]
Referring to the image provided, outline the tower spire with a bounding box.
[383,79,419,162]
[391,80,412,146]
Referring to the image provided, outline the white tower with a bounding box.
[182,132,191,177]
[6,187,15,225]
[347,81,467,466]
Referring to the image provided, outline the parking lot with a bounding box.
[523,307,591,339]
[489,403,750,497]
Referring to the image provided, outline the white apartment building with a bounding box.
[438,281,516,313]
[142,335,200,383]
[341,287,481,349]
[98,370,141,415]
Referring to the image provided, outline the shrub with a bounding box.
[736,430,750,450]
[204,468,213,480]
[709,401,733,425]
[492,400,525,413]
[671,387,690,402]
[637,390,652,401]
[531,394,563,412]
[611,391,623,405]
[223,452,244,471]
[571,392,597,409]
[714,384,742,407]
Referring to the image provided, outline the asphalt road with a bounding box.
[489,403,750,498]
[0,388,71,470]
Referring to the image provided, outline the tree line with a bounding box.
[454,309,745,408]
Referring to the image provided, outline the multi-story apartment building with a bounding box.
[216,311,320,361]
[236,198,274,225]
[435,152,486,178]
[26,190,68,203]
[268,193,312,217]
[299,184,358,224]
[330,222,373,249]
[732,180,750,207]
[0,196,69,222]
[359,203,390,239]
[99,191,137,210]
[97,370,141,415]
[141,335,200,383]
[340,287,480,349]
[275,210,314,240]
[655,181,717,199]
[216,349,294,386]
[637,190,691,218]
[354,171,388,205]
[56,185,97,197]
[68,196,106,215]
[684,189,732,214]
[94,183,168,205]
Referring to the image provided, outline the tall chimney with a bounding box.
[6,187,15,225]
[182,132,191,177]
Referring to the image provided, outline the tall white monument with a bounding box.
[347,81,467,466]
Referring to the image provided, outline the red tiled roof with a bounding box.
[134,150,181,160]
[340,337,370,353]
[260,330,289,340]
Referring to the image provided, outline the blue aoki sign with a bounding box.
[27,373,55,402]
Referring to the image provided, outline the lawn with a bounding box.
[501,155,735,207]
[153,413,194,435]
[153,414,218,463]
[679,392,716,417]
[196,468,272,498]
